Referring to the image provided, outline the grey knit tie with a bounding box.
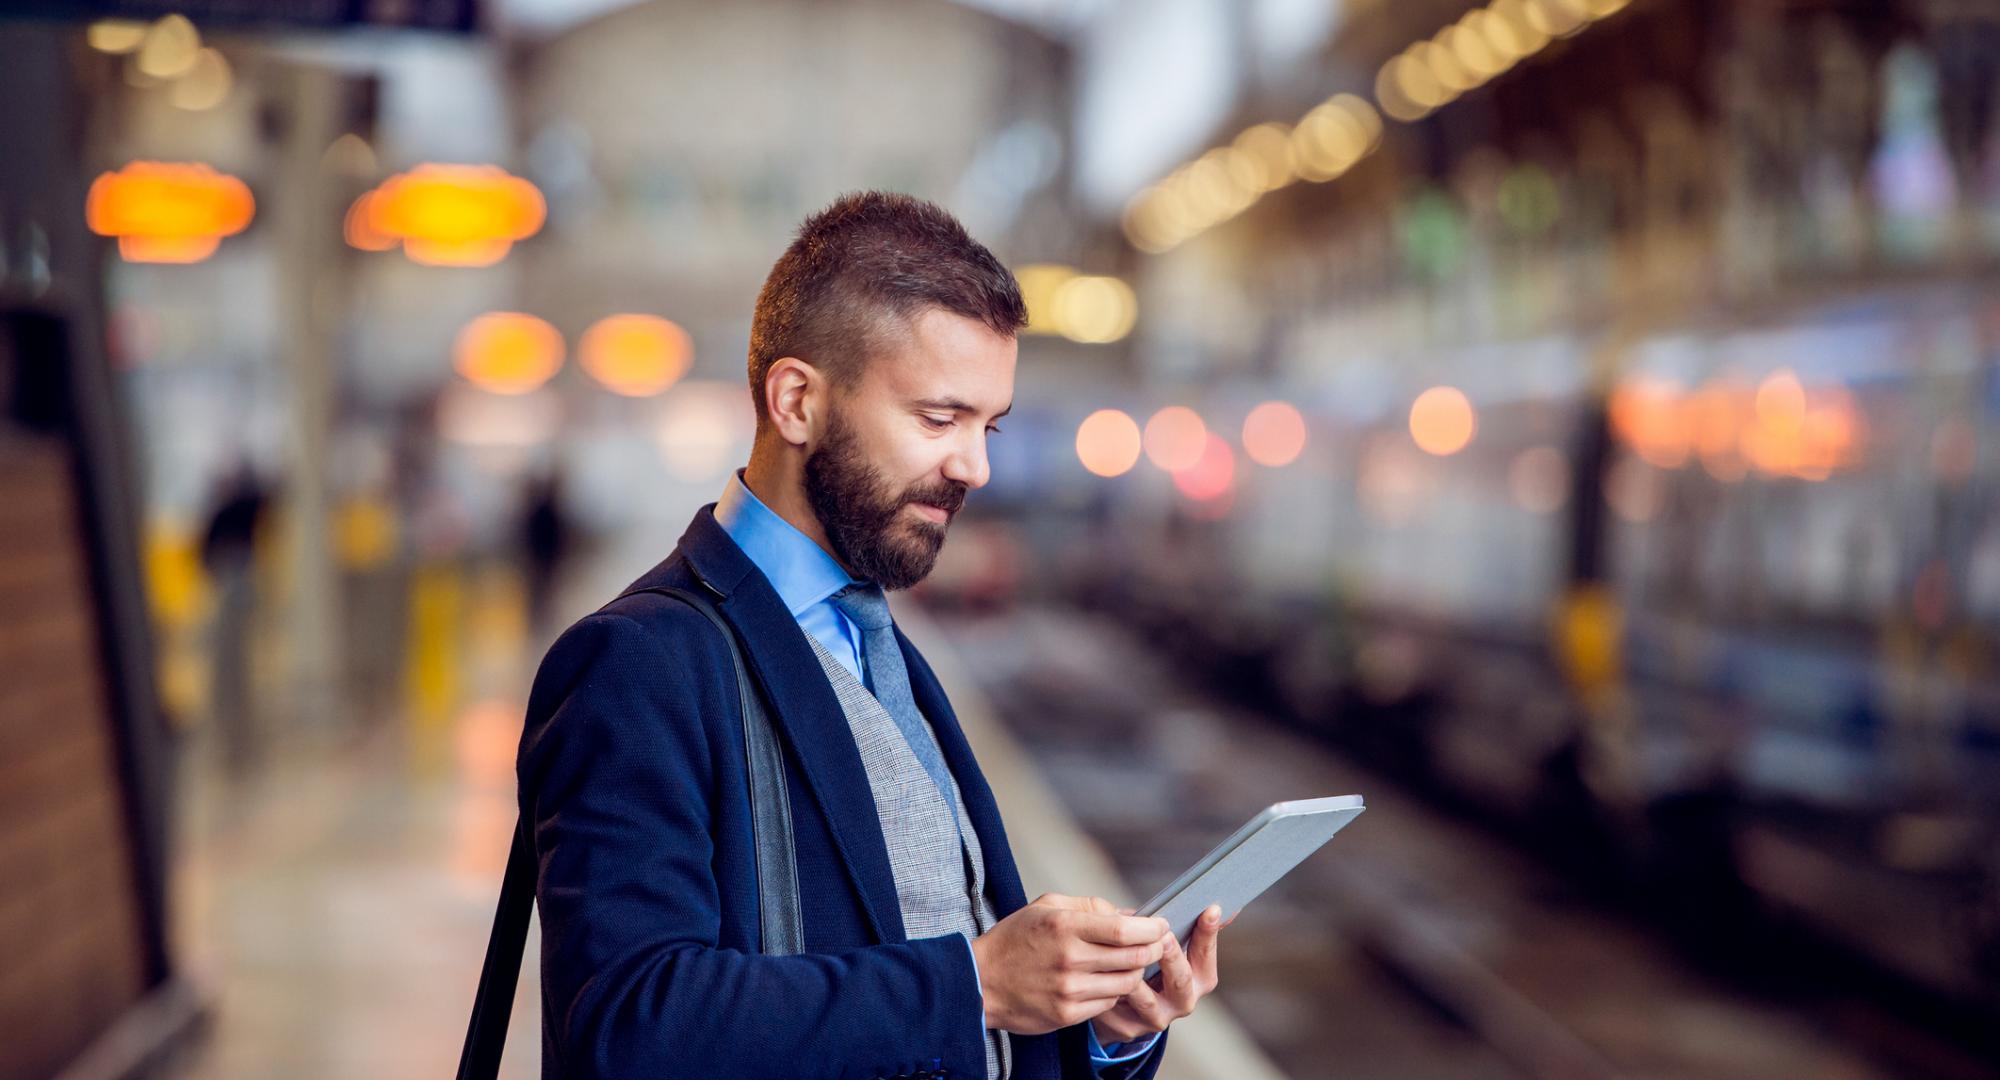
[828,583,957,806]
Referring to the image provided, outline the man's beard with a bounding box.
[803,410,967,591]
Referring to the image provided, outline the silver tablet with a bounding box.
[1135,795,1364,977]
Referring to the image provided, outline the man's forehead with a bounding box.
[871,309,1016,404]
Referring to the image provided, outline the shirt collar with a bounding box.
[714,469,860,618]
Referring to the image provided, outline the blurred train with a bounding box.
[940,0,2000,1035]
[945,279,2000,1036]
[944,282,1992,1032]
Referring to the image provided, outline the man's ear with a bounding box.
[763,356,819,448]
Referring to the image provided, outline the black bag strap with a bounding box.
[455,818,534,1080]
[634,585,806,957]
[454,584,802,1080]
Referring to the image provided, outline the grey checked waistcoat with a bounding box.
[804,635,1010,1080]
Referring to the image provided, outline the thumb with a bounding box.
[1037,893,1102,913]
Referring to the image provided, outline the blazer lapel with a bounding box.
[896,625,1029,916]
[674,508,906,943]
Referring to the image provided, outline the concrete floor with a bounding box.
[165,560,543,1079]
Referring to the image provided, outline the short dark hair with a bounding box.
[747,191,1027,425]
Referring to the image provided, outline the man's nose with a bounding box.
[942,432,991,490]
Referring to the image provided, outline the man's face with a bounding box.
[803,308,1016,590]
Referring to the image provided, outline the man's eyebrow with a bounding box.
[913,397,1012,418]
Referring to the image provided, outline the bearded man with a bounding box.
[518,192,1228,1079]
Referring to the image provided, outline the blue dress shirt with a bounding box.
[714,471,1160,1069]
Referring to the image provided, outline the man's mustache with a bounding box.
[902,481,967,516]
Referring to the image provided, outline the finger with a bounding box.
[1154,926,1197,1007]
[1189,904,1223,990]
[1049,894,1122,915]
[1120,978,1176,1030]
[1066,970,1151,1000]
[1063,997,1125,1028]
[1071,911,1171,948]
[1092,1004,1147,1044]
[1069,938,1168,973]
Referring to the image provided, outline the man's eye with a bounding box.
[986,424,1003,436]
[921,414,952,430]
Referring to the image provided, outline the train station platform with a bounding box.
[154,554,1284,1079]
[143,537,1999,1080]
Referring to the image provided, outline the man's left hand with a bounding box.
[1088,903,1230,1045]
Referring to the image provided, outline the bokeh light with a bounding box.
[453,312,564,395]
[1754,368,1807,432]
[435,382,560,450]
[1144,406,1208,472]
[1016,264,1076,336]
[1019,266,1138,344]
[579,315,692,397]
[1409,386,1476,456]
[86,161,254,264]
[1231,122,1297,192]
[136,14,200,80]
[1372,0,1628,124]
[1737,374,1864,481]
[1172,434,1236,501]
[1129,93,1381,251]
[351,164,546,267]
[343,192,396,251]
[655,381,756,483]
[1242,401,1308,467]
[1609,376,1691,469]
[1292,96,1377,181]
[1076,409,1144,478]
[1689,377,1749,467]
[1051,275,1139,344]
[87,19,148,54]
[169,47,232,112]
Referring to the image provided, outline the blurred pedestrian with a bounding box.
[519,466,568,637]
[199,459,270,774]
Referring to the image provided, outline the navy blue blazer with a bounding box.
[518,506,1168,1079]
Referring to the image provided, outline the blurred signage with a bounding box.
[6,0,478,33]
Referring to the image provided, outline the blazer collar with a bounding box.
[664,506,907,942]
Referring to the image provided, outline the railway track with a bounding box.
[933,604,1999,1080]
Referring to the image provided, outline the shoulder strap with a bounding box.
[454,818,533,1080]
[454,584,802,1080]
[629,584,805,956]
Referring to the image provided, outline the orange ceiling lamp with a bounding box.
[580,314,693,397]
[343,191,396,252]
[351,164,545,267]
[454,312,563,395]
[86,161,254,264]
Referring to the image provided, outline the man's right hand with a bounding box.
[970,893,1171,1035]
